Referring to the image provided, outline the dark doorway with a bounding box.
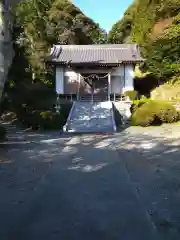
[83,73,108,95]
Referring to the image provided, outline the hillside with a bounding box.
[108,0,180,99]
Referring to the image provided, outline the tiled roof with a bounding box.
[47,44,144,65]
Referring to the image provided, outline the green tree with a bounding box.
[12,0,106,84]
[108,0,180,82]
[146,14,180,79]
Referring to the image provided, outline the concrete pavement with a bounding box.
[0,133,158,240]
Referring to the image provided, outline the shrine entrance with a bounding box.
[79,73,109,101]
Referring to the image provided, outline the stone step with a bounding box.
[64,101,116,133]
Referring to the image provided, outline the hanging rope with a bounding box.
[79,71,112,80]
[77,71,112,96]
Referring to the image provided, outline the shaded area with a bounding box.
[0,129,156,240]
[1,125,180,239]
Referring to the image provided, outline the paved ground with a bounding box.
[1,124,180,239]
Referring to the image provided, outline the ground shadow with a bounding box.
[0,127,180,239]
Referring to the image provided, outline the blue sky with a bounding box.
[73,0,133,32]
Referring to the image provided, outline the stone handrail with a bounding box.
[63,101,76,132]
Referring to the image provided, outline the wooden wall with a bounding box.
[55,64,134,95]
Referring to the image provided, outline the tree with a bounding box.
[11,0,106,84]
[108,0,180,82]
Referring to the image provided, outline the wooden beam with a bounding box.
[123,64,126,88]
[108,72,111,101]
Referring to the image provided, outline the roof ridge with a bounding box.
[56,44,136,47]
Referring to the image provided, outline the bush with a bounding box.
[131,100,178,127]
[156,101,178,123]
[177,111,180,121]
[124,90,138,101]
[29,110,65,130]
[14,103,72,130]
[130,98,151,113]
[0,125,6,141]
[131,103,156,127]
[39,111,63,130]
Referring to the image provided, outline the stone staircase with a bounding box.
[64,101,116,133]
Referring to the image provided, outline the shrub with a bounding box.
[39,111,62,130]
[177,111,180,121]
[15,103,72,130]
[124,90,138,101]
[29,110,65,130]
[130,98,151,113]
[0,125,6,141]
[156,101,178,123]
[131,100,178,127]
[131,103,157,127]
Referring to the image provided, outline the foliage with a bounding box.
[146,14,180,79]
[124,90,138,101]
[156,101,178,123]
[131,103,157,127]
[131,100,178,127]
[109,0,180,44]
[151,79,180,100]
[130,98,151,113]
[15,103,72,130]
[108,0,180,85]
[107,1,138,43]
[38,111,63,130]
[134,73,158,97]
[3,1,106,123]
[134,65,151,78]
[0,125,6,141]
[176,111,180,121]
[11,0,106,85]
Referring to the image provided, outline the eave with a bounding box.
[46,59,145,67]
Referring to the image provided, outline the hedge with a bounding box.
[131,100,178,127]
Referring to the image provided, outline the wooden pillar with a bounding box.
[108,72,111,101]
[55,94,61,113]
[77,73,81,100]
[124,64,126,89]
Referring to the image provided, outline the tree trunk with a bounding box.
[0,1,14,100]
[0,2,5,100]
